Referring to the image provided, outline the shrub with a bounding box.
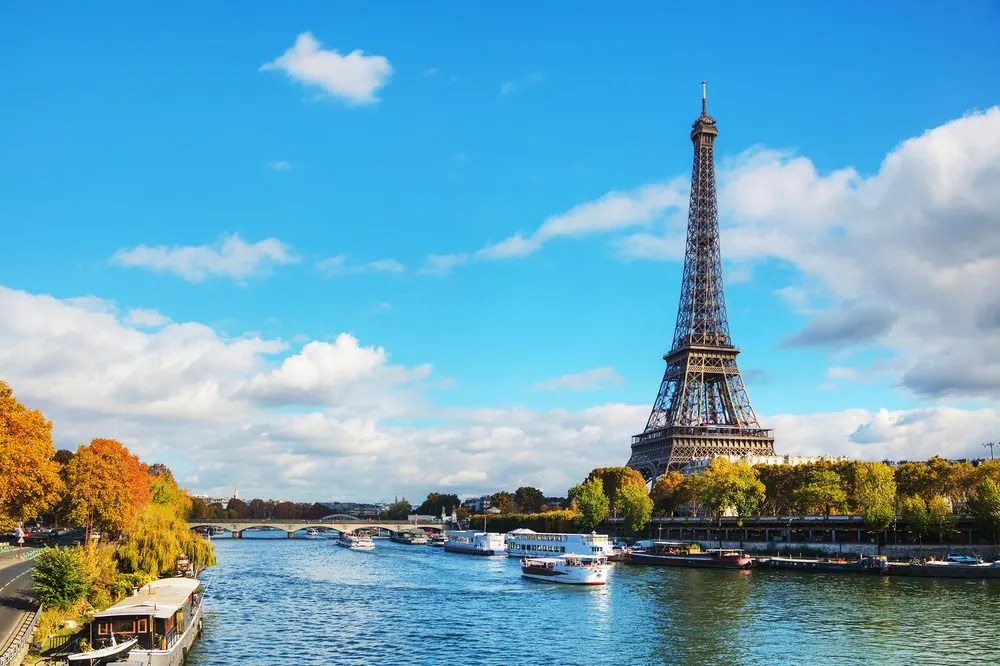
[31,547,90,610]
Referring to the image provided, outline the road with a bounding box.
[0,555,37,655]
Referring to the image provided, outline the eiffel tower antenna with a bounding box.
[627,84,775,479]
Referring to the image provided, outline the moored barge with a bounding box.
[629,542,752,569]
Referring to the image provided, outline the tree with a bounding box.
[900,495,931,544]
[792,470,847,519]
[31,546,90,609]
[698,458,765,546]
[895,461,938,500]
[927,495,954,543]
[489,491,516,513]
[513,486,545,513]
[0,381,63,531]
[969,477,1000,549]
[650,472,686,516]
[569,477,609,531]
[384,499,411,520]
[64,439,151,541]
[619,482,653,533]
[586,467,648,517]
[755,464,798,516]
[854,462,896,551]
[415,492,461,516]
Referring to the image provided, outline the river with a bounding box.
[187,534,1000,665]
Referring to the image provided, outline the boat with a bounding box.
[443,530,506,555]
[68,577,203,666]
[504,529,616,558]
[67,634,139,665]
[889,558,1000,579]
[337,533,376,550]
[521,554,611,585]
[390,529,428,545]
[428,534,448,547]
[304,527,321,539]
[759,554,889,574]
[628,541,752,569]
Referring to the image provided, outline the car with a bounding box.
[48,529,59,537]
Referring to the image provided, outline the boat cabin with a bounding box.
[88,578,201,652]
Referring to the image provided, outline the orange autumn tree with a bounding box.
[0,381,63,532]
[65,438,151,541]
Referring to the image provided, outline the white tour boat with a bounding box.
[521,554,611,585]
[505,529,615,558]
[443,530,506,556]
[337,533,376,550]
[68,577,203,666]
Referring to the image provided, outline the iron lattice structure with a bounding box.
[627,86,774,480]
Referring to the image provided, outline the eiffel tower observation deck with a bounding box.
[627,84,775,480]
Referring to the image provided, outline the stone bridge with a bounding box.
[188,518,445,539]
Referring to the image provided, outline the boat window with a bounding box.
[137,618,148,633]
[97,622,111,635]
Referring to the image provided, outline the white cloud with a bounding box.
[269,160,292,171]
[317,255,405,276]
[418,253,469,276]
[476,180,688,260]
[112,234,299,283]
[261,32,392,105]
[124,308,171,328]
[534,367,624,392]
[0,284,995,501]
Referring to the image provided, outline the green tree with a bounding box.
[854,462,896,551]
[31,546,90,609]
[384,499,411,520]
[586,467,648,517]
[699,459,765,521]
[927,495,954,543]
[792,470,847,519]
[513,486,545,513]
[415,492,461,516]
[755,464,798,516]
[895,461,937,500]
[900,495,931,544]
[969,477,1000,549]
[650,471,686,516]
[489,491,516,513]
[569,477,609,531]
[619,482,653,533]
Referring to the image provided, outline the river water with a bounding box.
[187,534,1000,665]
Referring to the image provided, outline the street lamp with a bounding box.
[984,441,997,461]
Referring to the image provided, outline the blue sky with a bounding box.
[2,2,999,501]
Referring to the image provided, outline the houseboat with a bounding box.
[759,554,889,574]
[390,529,428,545]
[69,577,203,666]
[337,532,376,550]
[889,558,1000,579]
[504,529,615,558]
[443,530,506,556]
[628,541,752,569]
[521,554,611,585]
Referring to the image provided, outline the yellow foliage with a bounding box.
[64,439,151,539]
[0,381,63,531]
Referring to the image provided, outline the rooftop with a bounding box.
[94,578,199,620]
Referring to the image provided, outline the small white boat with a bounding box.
[428,534,448,547]
[304,527,321,539]
[67,635,138,664]
[337,533,376,550]
[521,554,610,585]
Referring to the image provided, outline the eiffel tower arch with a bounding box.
[627,84,775,480]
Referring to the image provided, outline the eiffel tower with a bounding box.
[627,83,774,480]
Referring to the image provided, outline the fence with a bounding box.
[0,605,41,666]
